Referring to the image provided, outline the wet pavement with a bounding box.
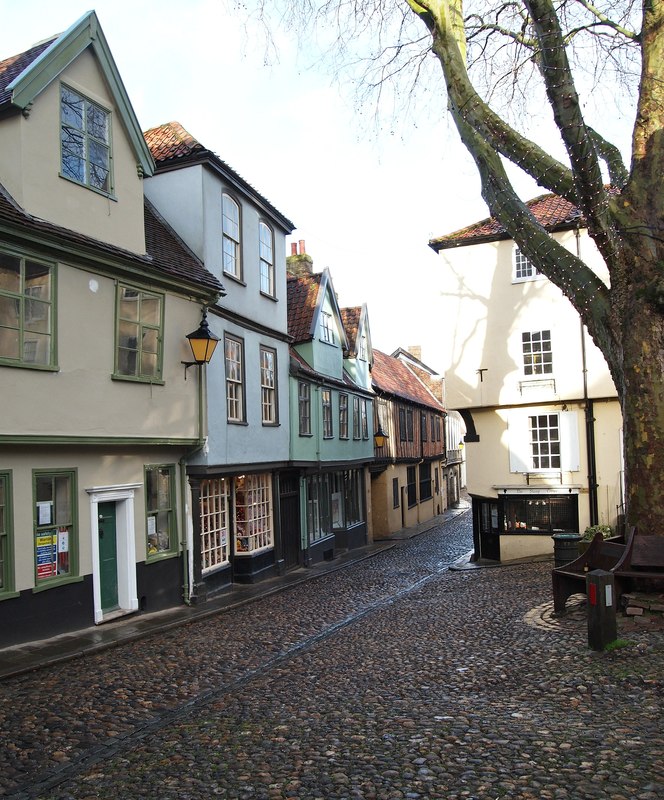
[1,506,662,800]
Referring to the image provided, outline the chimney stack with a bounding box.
[287,239,314,277]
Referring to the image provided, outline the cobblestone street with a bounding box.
[1,510,663,800]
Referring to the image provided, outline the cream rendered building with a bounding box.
[430,194,623,562]
[0,13,222,647]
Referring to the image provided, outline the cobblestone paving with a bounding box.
[1,512,662,800]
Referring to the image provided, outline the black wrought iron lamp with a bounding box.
[182,308,219,378]
[374,423,388,449]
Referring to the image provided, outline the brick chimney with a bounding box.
[287,239,314,277]
[407,345,422,362]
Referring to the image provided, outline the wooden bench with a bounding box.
[552,531,626,615]
[613,529,664,600]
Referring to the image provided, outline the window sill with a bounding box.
[59,172,116,200]
[0,590,20,602]
[262,422,281,428]
[32,575,84,593]
[146,550,178,563]
[235,544,274,557]
[0,360,58,371]
[259,291,278,302]
[223,272,246,286]
[112,374,165,386]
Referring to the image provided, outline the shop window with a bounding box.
[146,465,177,558]
[235,474,273,553]
[200,478,231,573]
[504,495,578,533]
[33,470,77,586]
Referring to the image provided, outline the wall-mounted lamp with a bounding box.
[182,308,219,378]
[374,424,388,449]
[459,441,465,450]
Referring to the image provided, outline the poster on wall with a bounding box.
[36,531,56,579]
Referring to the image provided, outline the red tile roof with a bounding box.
[341,306,361,355]
[143,121,206,162]
[287,272,322,342]
[144,121,295,233]
[0,39,56,108]
[372,350,444,410]
[429,193,582,251]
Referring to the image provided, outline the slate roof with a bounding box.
[371,349,444,411]
[144,121,295,233]
[0,39,56,108]
[429,193,583,251]
[0,182,223,296]
[287,272,323,342]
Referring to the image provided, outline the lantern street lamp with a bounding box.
[374,423,388,449]
[182,308,219,378]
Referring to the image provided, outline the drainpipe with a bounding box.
[180,358,209,605]
[575,227,599,525]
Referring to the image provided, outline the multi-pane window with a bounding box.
[353,396,361,439]
[522,330,552,375]
[421,412,428,442]
[419,462,432,501]
[225,335,245,422]
[222,194,241,278]
[0,252,54,367]
[514,247,539,280]
[392,478,400,509]
[322,390,333,438]
[235,474,273,553]
[260,347,277,425]
[529,414,561,469]
[116,286,163,380]
[505,495,578,533]
[33,470,76,584]
[146,465,176,557]
[406,466,417,508]
[320,311,335,344]
[200,478,230,572]
[259,222,274,296]
[339,394,349,439]
[359,333,368,360]
[306,474,332,543]
[60,86,110,193]
[361,399,369,439]
[0,472,13,595]
[299,381,311,435]
[399,407,414,442]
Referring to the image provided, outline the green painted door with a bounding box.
[98,502,119,611]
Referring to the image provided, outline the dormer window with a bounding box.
[320,311,335,344]
[60,86,111,193]
[359,333,367,361]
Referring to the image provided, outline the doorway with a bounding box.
[98,502,119,612]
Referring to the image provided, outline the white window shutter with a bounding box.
[560,411,580,471]
[508,411,531,472]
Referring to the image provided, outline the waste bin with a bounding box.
[552,533,582,567]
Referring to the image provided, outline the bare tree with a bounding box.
[254,0,663,532]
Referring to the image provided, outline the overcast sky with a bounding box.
[0,0,636,368]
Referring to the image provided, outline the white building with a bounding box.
[430,194,623,562]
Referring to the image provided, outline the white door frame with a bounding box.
[86,483,141,624]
